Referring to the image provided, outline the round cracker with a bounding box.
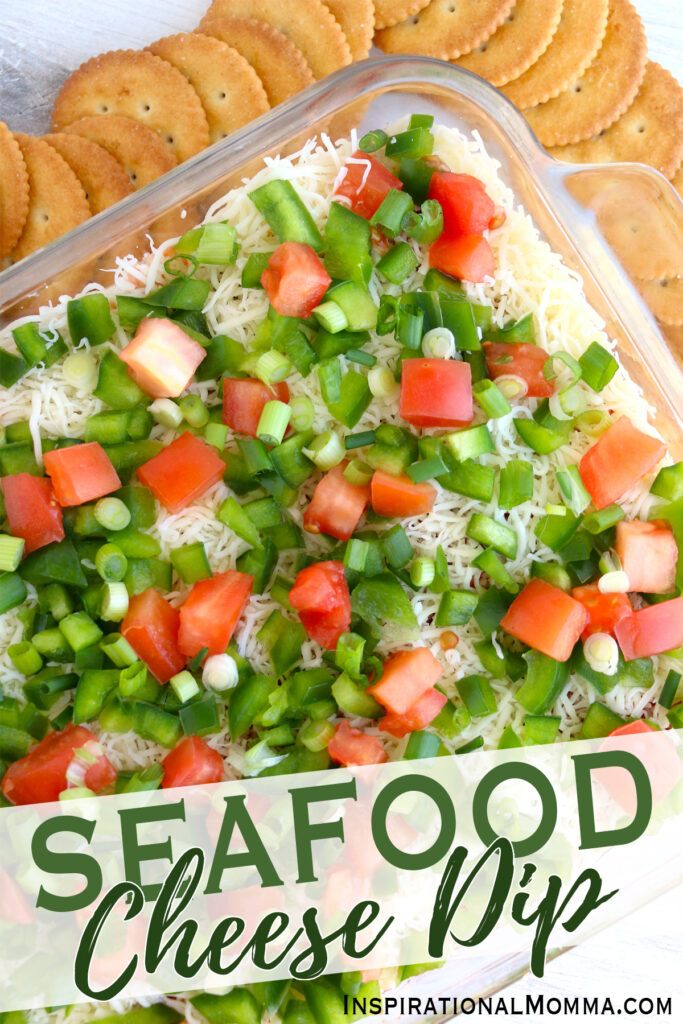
[322,0,374,61]
[42,132,132,215]
[199,0,352,79]
[501,0,608,109]
[0,122,30,261]
[147,33,269,144]
[62,115,177,189]
[455,0,563,88]
[638,276,683,327]
[8,134,90,264]
[524,0,647,148]
[51,49,210,163]
[198,18,314,107]
[672,164,683,196]
[375,0,516,60]
[374,0,431,31]
[549,63,683,180]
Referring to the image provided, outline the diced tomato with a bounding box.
[289,560,351,650]
[137,431,224,513]
[161,735,224,788]
[399,358,473,428]
[261,242,331,318]
[1,473,64,554]
[571,584,633,641]
[328,719,387,766]
[483,341,554,399]
[121,588,185,682]
[368,647,443,716]
[43,441,121,507]
[1,724,116,806]
[615,519,678,594]
[370,470,436,519]
[119,316,206,399]
[427,172,495,237]
[178,571,253,659]
[334,151,403,220]
[599,720,682,817]
[380,688,448,739]
[303,462,370,541]
[501,578,588,662]
[222,378,290,439]
[614,596,683,661]
[579,417,667,510]
[429,232,495,283]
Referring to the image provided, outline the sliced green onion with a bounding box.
[95,542,128,583]
[473,379,512,418]
[0,534,25,572]
[205,422,229,449]
[406,455,447,483]
[495,374,529,400]
[8,640,42,675]
[385,127,434,160]
[556,464,592,514]
[545,503,567,516]
[582,504,625,534]
[549,387,583,421]
[343,460,373,486]
[598,570,630,593]
[255,349,291,385]
[344,538,369,572]
[62,350,98,391]
[179,394,209,429]
[370,188,414,237]
[60,786,95,801]
[317,358,342,405]
[410,557,435,587]
[170,669,200,703]
[422,327,455,359]
[346,348,376,367]
[376,242,419,285]
[401,199,443,246]
[203,653,239,692]
[149,398,183,429]
[176,221,238,265]
[100,582,130,622]
[257,400,291,446]
[304,430,344,471]
[445,423,495,462]
[396,304,424,349]
[344,429,376,450]
[312,300,348,334]
[574,409,610,436]
[290,395,315,432]
[359,129,388,153]
[368,365,398,397]
[299,719,335,752]
[583,633,619,676]
[543,351,582,387]
[377,294,398,335]
[94,497,131,532]
[599,550,621,575]
[659,670,681,710]
[100,632,138,667]
[579,341,618,392]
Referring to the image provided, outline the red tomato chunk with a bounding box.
[400,357,473,428]
[178,571,253,659]
[483,341,554,399]
[1,724,116,805]
[328,720,387,766]
[501,578,588,662]
[428,172,495,237]
[303,462,370,542]
[614,519,677,594]
[121,588,185,683]
[571,584,632,641]
[162,735,224,788]
[614,596,683,661]
[289,560,351,650]
[119,317,206,399]
[368,647,443,716]
[370,471,436,519]
[137,431,224,513]
[380,689,448,739]
[222,378,290,439]
[334,151,403,220]
[429,233,495,283]
[261,242,331,318]
[43,441,121,507]
[1,474,64,553]
[579,417,667,510]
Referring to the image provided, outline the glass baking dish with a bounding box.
[1,55,682,1014]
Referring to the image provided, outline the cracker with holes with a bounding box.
[62,115,177,189]
[524,0,647,147]
[42,132,133,214]
[199,18,314,107]
[638,276,683,326]
[550,63,683,180]
[147,33,269,144]
[8,134,90,263]
[0,122,30,261]
[502,0,608,109]
[323,0,374,61]
[51,49,210,163]
[199,0,351,79]
[374,0,431,31]
[455,0,563,88]
[374,0,515,60]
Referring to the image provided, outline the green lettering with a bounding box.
[33,814,101,913]
[118,800,186,901]
[204,794,282,893]
[371,775,455,870]
[572,751,652,849]
[290,780,357,883]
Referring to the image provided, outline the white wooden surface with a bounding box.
[0,0,682,1016]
